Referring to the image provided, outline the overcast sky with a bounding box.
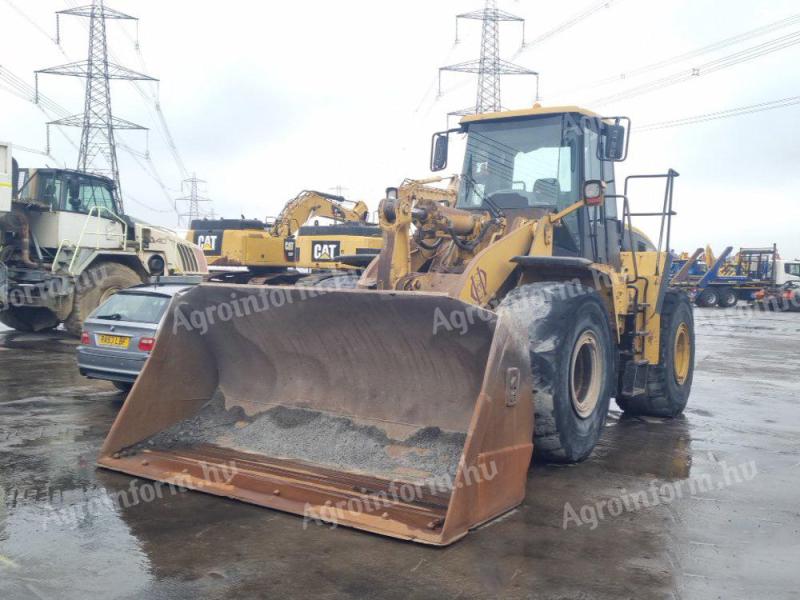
[2,0,799,258]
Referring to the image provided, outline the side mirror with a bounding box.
[67,177,80,199]
[430,132,449,172]
[599,117,630,161]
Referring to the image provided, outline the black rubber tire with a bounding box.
[500,282,615,464]
[617,290,694,417]
[695,288,718,307]
[64,262,143,337]
[717,287,738,308]
[0,306,59,332]
[112,381,133,392]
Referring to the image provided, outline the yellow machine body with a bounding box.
[100,105,692,545]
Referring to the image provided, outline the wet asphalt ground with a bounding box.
[0,307,798,600]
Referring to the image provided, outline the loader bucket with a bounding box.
[98,284,534,545]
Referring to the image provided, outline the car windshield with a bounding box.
[90,292,171,324]
[457,115,580,212]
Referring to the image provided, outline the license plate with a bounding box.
[97,334,130,349]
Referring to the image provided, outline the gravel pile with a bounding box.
[133,392,466,484]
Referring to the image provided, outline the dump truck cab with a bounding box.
[17,167,120,216]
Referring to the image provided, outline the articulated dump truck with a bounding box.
[99,105,695,545]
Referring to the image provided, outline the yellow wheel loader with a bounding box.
[98,105,695,545]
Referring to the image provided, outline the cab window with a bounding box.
[785,263,800,277]
[31,172,63,209]
[63,176,118,215]
[458,116,580,211]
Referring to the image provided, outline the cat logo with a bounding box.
[312,240,341,261]
[195,233,222,256]
[284,238,296,261]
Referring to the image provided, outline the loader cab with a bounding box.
[16,168,121,217]
[432,108,628,265]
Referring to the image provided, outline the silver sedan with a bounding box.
[77,279,199,392]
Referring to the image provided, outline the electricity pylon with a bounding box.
[439,0,538,116]
[35,0,157,210]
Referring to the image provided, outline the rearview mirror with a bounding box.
[599,117,630,161]
[67,177,80,199]
[430,132,449,172]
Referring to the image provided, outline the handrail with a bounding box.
[51,239,76,273]
[65,207,128,275]
[623,169,679,277]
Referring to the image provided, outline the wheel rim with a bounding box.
[673,323,691,385]
[570,330,603,419]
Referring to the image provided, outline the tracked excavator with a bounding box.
[99,105,695,545]
[188,189,382,284]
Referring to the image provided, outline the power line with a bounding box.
[1,0,58,43]
[512,0,620,58]
[125,191,177,214]
[117,139,176,207]
[590,30,800,106]
[553,13,800,98]
[0,65,81,157]
[637,95,800,131]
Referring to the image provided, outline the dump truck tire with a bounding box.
[616,290,694,417]
[500,282,614,464]
[717,287,738,308]
[64,262,143,337]
[696,288,718,307]
[0,306,59,332]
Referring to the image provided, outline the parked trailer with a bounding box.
[671,244,800,308]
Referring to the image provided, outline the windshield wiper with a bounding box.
[96,313,123,321]
[462,172,503,219]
